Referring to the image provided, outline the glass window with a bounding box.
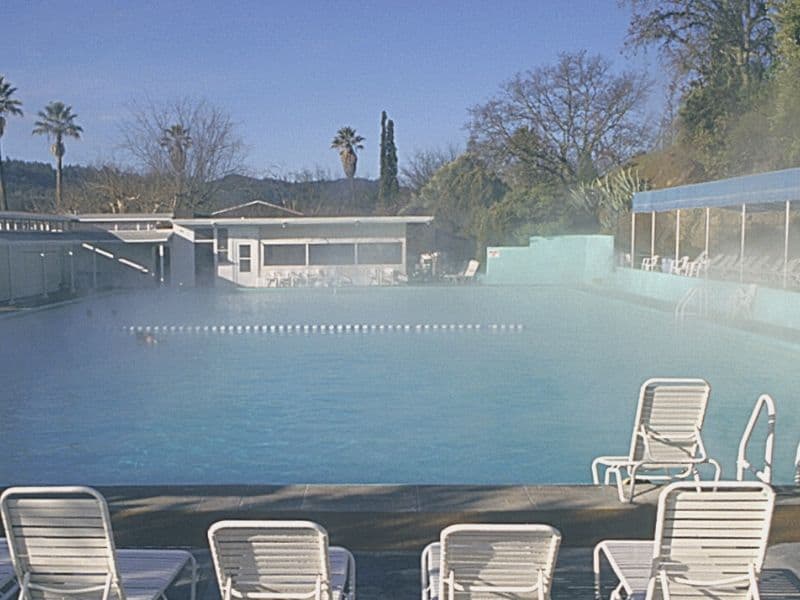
[357,242,402,264]
[264,244,306,266]
[239,244,251,273]
[308,243,355,265]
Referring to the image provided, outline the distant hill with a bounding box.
[2,159,384,216]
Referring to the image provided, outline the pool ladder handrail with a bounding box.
[674,286,706,322]
[736,394,775,483]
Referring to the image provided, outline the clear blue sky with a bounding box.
[3,0,662,180]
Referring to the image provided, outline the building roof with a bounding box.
[633,167,800,213]
[211,200,303,218]
[0,211,77,222]
[173,216,434,227]
[76,213,174,222]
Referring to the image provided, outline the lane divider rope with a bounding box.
[125,323,524,334]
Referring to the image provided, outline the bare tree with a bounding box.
[400,144,461,194]
[120,98,247,215]
[468,51,652,187]
[84,163,168,214]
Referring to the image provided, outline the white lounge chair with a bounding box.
[208,520,355,600]
[0,486,197,600]
[444,260,480,283]
[421,524,561,600]
[0,538,16,600]
[591,378,721,502]
[594,481,775,600]
[641,255,660,272]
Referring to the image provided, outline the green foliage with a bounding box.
[0,75,24,211]
[330,126,364,180]
[378,111,399,212]
[569,167,649,233]
[414,154,508,256]
[32,101,83,210]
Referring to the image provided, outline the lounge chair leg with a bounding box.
[593,544,603,600]
[189,553,197,600]
[614,469,627,503]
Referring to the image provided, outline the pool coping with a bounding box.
[19,483,795,551]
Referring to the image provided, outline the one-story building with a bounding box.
[171,210,434,288]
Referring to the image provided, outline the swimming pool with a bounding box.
[0,285,796,485]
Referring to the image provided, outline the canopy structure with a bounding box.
[628,168,800,286]
[633,168,800,213]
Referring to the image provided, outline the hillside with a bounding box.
[2,159,383,216]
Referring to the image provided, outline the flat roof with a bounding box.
[633,167,800,213]
[0,211,76,222]
[173,216,434,226]
[77,213,174,222]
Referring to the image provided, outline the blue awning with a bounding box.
[632,168,800,213]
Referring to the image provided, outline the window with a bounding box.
[238,244,251,273]
[357,242,402,264]
[308,243,355,265]
[217,228,229,262]
[264,244,306,266]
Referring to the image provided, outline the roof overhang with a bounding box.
[76,213,174,222]
[173,216,434,227]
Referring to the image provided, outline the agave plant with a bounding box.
[570,167,649,232]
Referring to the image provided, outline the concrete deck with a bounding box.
[3,484,800,599]
[85,484,800,551]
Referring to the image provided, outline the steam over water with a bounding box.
[0,286,796,485]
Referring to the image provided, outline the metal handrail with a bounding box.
[736,394,776,483]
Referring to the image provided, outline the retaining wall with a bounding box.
[484,234,800,335]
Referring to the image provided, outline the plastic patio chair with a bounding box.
[421,523,561,600]
[208,520,355,600]
[591,378,721,502]
[0,486,197,600]
[594,481,775,600]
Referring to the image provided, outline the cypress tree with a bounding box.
[386,119,399,199]
[379,110,398,211]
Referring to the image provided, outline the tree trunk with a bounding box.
[0,139,7,211]
[56,153,63,210]
[349,176,355,206]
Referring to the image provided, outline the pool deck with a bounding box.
[4,483,800,600]
[85,483,800,551]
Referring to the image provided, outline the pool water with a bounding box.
[0,285,796,485]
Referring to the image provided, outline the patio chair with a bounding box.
[593,481,775,600]
[0,486,197,600]
[0,538,16,600]
[421,523,561,600]
[670,256,689,275]
[444,260,480,283]
[591,378,721,503]
[641,255,659,271]
[208,520,355,600]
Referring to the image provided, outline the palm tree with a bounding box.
[331,126,364,203]
[159,124,192,213]
[32,101,83,209]
[0,75,24,211]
